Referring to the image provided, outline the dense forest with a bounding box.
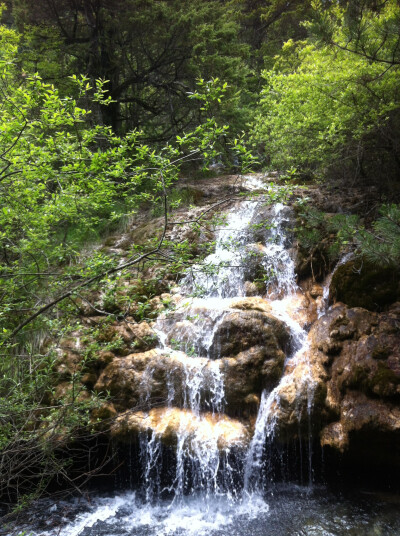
[1,0,400,525]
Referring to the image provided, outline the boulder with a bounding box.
[91,402,118,422]
[94,341,285,417]
[230,296,273,314]
[156,296,290,360]
[54,348,82,380]
[307,302,400,459]
[329,258,400,311]
[243,281,261,296]
[321,392,400,452]
[208,309,288,359]
[266,344,328,436]
[263,301,400,441]
[221,345,284,413]
[94,349,195,410]
[90,320,158,356]
[249,202,294,244]
[241,243,270,284]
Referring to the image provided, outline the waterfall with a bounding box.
[262,202,297,297]
[318,251,354,317]
[139,187,314,503]
[22,178,324,536]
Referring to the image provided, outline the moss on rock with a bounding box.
[330,259,400,311]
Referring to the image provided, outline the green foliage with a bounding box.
[0,34,232,344]
[295,202,362,259]
[169,337,197,357]
[0,17,253,509]
[230,0,312,71]
[0,343,104,508]
[295,201,400,268]
[11,0,253,139]
[251,1,400,181]
[230,132,259,173]
[356,204,400,267]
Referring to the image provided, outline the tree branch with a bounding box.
[331,39,400,65]
[2,248,160,345]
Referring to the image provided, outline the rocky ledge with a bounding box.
[52,174,400,472]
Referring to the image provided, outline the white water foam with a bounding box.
[39,494,130,536]
[183,200,260,298]
[25,491,270,536]
[149,192,314,501]
[243,389,278,491]
[263,203,297,297]
[241,203,321,491]
[240,174,267,191]
[154,297,232,358]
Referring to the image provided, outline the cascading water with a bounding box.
[22,180,308,534]
[136,187,313,503]
[262,202,298,298]
[242,201,313,493]
[183,199,260,299]
[317,251,354,318]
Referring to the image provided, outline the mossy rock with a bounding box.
[130,219,163,246]
[329,259,400,311]
[294,242,332,282]
[172,186,204,204]
[369,362,400,398]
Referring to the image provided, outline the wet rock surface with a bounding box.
[310,303,400,455]
[52,173,400,469]
[263,300,400,466]
[94,296,290,422]
[207,309,288,359]
[111,407,250,450]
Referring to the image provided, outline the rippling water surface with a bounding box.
[8,485,400,536]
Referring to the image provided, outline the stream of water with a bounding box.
[7,178,400,536]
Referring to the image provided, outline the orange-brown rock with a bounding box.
[264,301,400,447]
[55,349,82,380]
[230,296,273,314]
[321,392,400,452]
[52,381,90,404]
[94,349,184,410]
[266,344,328,436]
[208,309,288,359]
[111,407,250,451]
[222,345,284,413]
[94,342,284,417]
[94,320,158,353]
[91,402,118,422]
[96,350,116,366]
[308,302,400,457]
[272,291,318,330]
